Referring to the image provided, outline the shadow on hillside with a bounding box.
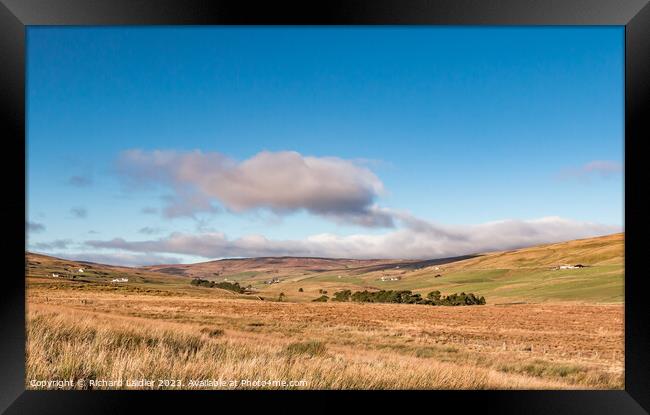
[350,255,482,274]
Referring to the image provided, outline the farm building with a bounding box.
[380,275,402,281]
[111,278,128,283]
[557,264,586,270]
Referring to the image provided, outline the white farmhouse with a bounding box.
[558,264,578,270]
[556,264,587,270]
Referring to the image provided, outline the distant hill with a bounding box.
[142,232,623,276]
[26,233,624,303]
[142,256,409,278]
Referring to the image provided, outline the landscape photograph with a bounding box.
[26,27,624,390]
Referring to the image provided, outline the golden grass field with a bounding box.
[25,233,624,390]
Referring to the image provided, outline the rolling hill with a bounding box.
[26,232,624,304]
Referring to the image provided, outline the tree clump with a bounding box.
[331,289,485,306]
[190,278,245,293]
[331,289,351,302]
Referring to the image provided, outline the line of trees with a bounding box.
[190,278,246,294]
[329,289,485,306]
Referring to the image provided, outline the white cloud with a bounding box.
[116,149,392,227]
[558,160,623,181]
[84,215,620,261]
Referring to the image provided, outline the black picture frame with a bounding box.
[1,1,648,413]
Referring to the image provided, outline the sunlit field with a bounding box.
[26,293,623,390]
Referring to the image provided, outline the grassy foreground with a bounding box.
[26,286,623,389]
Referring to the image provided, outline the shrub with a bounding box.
[332,290,352,302]
[298,288,304,292]
[427,290,441,302]
[427,291,485,306]
[190,278,245,293]
[213,281,245,293]
[312,295,329,302]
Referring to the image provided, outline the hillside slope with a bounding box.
[142,256,401,278]
[246,233,624,304]
[26,233,624,304]
[450,233,623,270]
[25,252,240,298]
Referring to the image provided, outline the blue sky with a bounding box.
[26,27,624,265]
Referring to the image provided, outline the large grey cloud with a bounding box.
[117,149,393,227]
[84,215,620,261]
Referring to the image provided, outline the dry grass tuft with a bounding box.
[200,327,225,338]
[283,341,327,358]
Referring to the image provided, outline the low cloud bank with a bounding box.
[84,215,620,262]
